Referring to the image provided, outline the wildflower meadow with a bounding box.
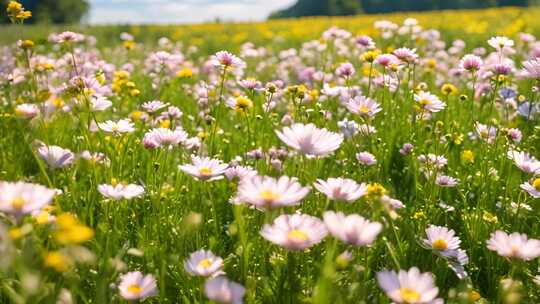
[2,1,540,303]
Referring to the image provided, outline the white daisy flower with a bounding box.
[178,156,229,181]
[118,271,157,301]
[275,123,343,157]
[184,249,224,277]
[520,178,540,198]
[0,181,57,217]
[236,175,310,209]
[376,267,439,304]
[204,276,245,304]
[414,91,446,113]
[346,95,382,118]
[37,145,75,169]
[260,213,327,250]
[487,230,540,261]
[313,177,367,202]
[97,183,145,200]
[323,211,382,246]
[98,119,135,135]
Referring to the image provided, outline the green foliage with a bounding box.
[271,0,531,18]
[1,0,89,24]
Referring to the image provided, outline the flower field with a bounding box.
[2,2,540,303]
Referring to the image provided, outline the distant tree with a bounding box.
[2,0,89,24]
[270,0,531,19]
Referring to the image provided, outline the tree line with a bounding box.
[2,0,88,24]
[270,0,532,18]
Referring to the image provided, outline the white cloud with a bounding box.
[87,0,295,24]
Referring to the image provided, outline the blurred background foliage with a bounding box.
[1,0,88,24]
[270,0,534,18]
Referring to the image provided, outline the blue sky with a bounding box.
[88,0,296,24]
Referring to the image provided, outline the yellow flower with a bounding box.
[130,111,145,121]
[361,50,380,62]
[19,39,34,49]
[366,183,386,200]
[9,227,23,240]
[441,84,458,96]
[233,96,253,113]
[482,211,498,224]
[177,67,193,78]
[426,59,437,69]
[412,211,426,220]
[44,251,71,272]
[123,40,135,50]
[160,119,171,129]
[462,150,474,163]
[7,1,22,12]
[130,89,141,97]
[54,213,94,245]
[468,290,481,301]
[8,224,32,240]
[16,10,31,19]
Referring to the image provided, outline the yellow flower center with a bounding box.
[510,246,520,256]
[11,197,25,211]
[480,130,488,138]
[127,284,142,294]
[198,167,213,177]
[432,239,448,250]
[260,190,281,203]
[533,178,540,191]
[287,229,309,241]
[419,99,431,106]
[399,288,421,303]
[359,105,370,114]
[198,258,213,269]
